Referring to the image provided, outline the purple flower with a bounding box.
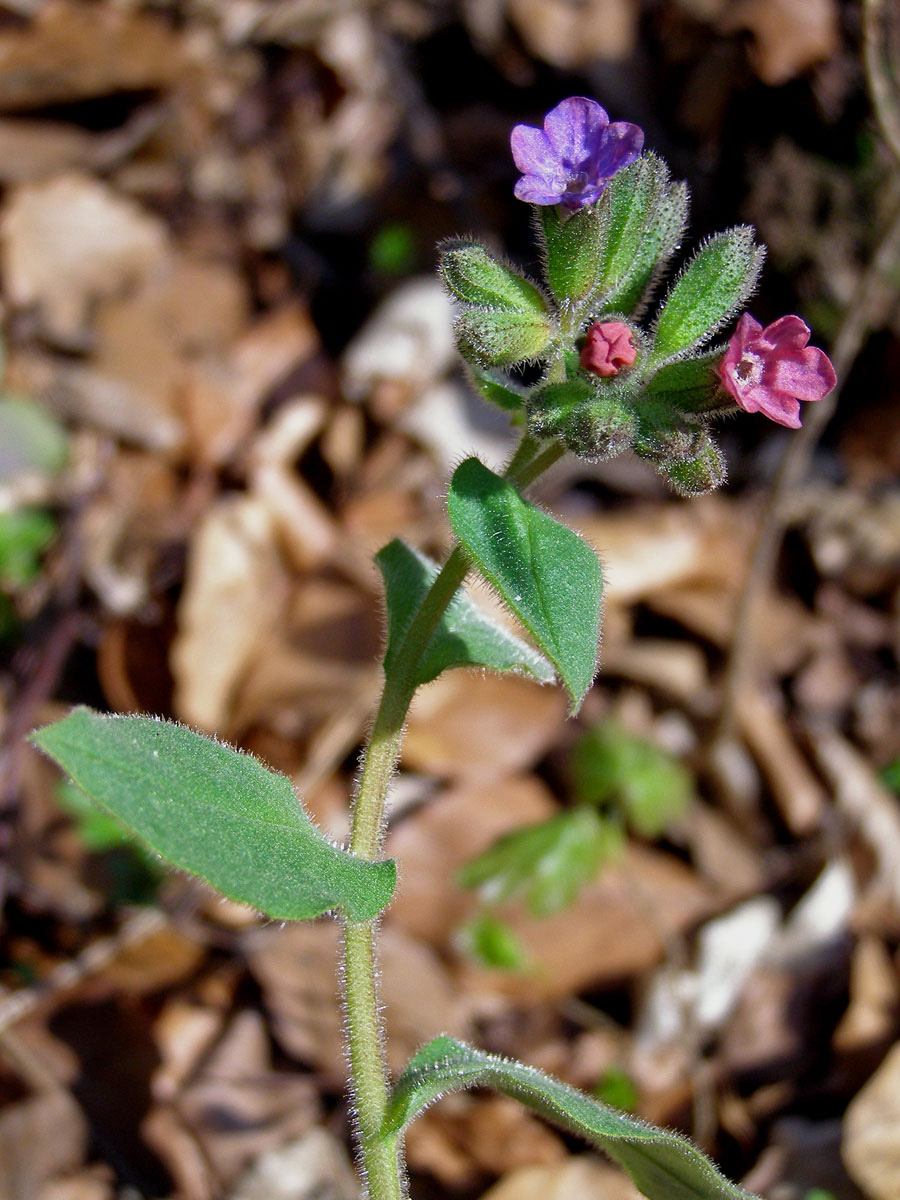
[718,313,836,429]
[510,97,644,210]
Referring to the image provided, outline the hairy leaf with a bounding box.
[376,539,554,687]
[540,204,607,303]
[466,364,528,413]
[447,458,602,712]
[652,228,764,362]
[440,241,547,314]
[385,1037,757,1200]
[455,308,554,368]
[591,155,687,316]
[30,708,396,922]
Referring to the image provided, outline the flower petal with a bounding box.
[591,121,644,179]
[742,383,802,428]
[760,314,810,353]
[514,175,564,205]
[510,124,558,178]
[543,96,609,162]
[766,346,837,401]
[734,311,764,347]
[719,312,761,380]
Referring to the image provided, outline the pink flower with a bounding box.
[718,313,836,429]
[580,320,637,378]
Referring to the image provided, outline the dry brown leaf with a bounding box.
[185,305,319,468]
[737,687,826,835]
[37,1167,114,1200]
[844,1041,900,1199]
[722,0,840,85]
[386,774,559,945]
[403,673,566,782]
[153,1001,226,1103]
[1,174,168,346]
[81,921,204,997]
[675,802,766,901]
[478,1156,643,1200]
[387,769,714,998]
[10,352,184,455]
[170,1011,322,1186]
[808,727,900,907]
[507,0,638,66]
[171,495,289,731]
[0,119,96,184]
[91,260,248,449]
[342,277,456,401]
[580,504,714,606]
[0,1090,88,1200]
[405,1095,564,1185]
[244,920,470,1077]
[230,577,381,738]
[469,845,715,1001]
[141,1106,215,1200]
[226,1128,361,1200]
[719,965,802,1079]
[0,1,184,110]
[833,935,900,1052]
[600,638,710,706]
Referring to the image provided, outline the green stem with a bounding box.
[341,430,556,1199]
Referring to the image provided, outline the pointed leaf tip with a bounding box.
[385,1037,758,1200]
[30,708,396,922]
[446,458,602,712]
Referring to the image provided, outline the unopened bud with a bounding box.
[528,380,636,461]
[580,321,638,378]
[664,434,726,496]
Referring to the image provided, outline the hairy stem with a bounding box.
[341,431,556,1198]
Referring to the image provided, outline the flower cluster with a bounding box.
[441,96,837,495]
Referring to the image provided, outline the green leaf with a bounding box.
[592,155,688,316]
[881,759,900,794]
[0,508,57,587]
[384,1036,757,1200]
[540,205,607,303]
[0,396,68,483]
[440,242,548,314]
[644,349,727,415]
[376,539,554,688]
[458,807,622,915]
[458,913,530,971]
[594,1066,640,1113]
[30,708,396,922]
[455,308,554,368]
[55,780,140,853]
[447,458,602,712]
[572,722,693,838]
[652,228,764,362]
[466,364,528,413]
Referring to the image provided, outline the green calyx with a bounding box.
[528,378,637,462]
[444,150,767,498]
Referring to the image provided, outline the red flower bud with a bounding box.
[580,321,637,378]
